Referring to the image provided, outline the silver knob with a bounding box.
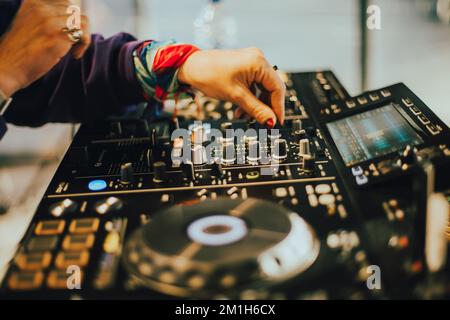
[247,140,261,163]
[192,145,206,165]
[221,142,236,164]
[272,139,288,160]
[299,139,311,157]
[191,125,204,145]
[292,119,303,133]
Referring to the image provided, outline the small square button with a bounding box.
[35,220,65,236]
[15,252,52,271]
[380,90,391,97]
[62,234,95,251]
[418,115,430,125]
[69,218,99,234]
[55,251,90,269]
[27,236,59,252]
[8,271,44,291]
[346,100,356,109]
[357,96,368,105]
[369,93,380,101]
[427,124,441,136]
[402,98,414,107]
[409,106,422,116]
[47,269,84,289]
[356,175,369,186]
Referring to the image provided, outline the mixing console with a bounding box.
[1,71,449,299]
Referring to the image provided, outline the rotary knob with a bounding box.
[153,161,167,183]
[247,140,261,163]
[192,145,206,165]
[191,125,205,145]
[221,122,234,143]
[221,142,236,164]
[299,139,311,157]
[302,155,315,173]
[181,161,195,181]
[120,163,135,184]
[272,139,288,161]
[292,119,303,133]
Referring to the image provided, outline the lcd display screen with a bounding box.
[327,104,423,166]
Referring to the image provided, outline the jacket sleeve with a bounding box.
[4,33,146,127]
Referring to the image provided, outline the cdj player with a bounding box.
[1,71,449,300]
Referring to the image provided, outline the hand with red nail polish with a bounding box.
[178,47,286,126]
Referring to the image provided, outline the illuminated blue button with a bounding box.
[88,180,107,191]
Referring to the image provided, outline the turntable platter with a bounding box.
[123,198,320,298]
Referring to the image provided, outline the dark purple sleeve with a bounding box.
[4,33,146,127]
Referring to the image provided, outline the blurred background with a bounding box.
[1,0,450,276]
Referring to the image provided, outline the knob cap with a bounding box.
[294,129,307,141]
[191,125,205,145]
[120,163,134,184]
[272,139,288,160]
[153,161,167,183]
[192,145,206,165]
[182,161,195,181]
[292,119,303,133]
[221,122,234,143]
[247,140,261,163]
[299,139,311,157]
[221,142,236,164]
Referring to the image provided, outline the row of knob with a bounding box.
[190,119,309,144]
[119,160,225,184]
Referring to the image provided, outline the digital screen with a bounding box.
[327,104,423,167]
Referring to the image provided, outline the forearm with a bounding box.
[4,33,146,127]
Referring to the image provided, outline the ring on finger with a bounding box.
[62,27,84,43]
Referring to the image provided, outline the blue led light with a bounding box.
[88,180,107,191]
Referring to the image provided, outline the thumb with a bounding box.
[233,86,277,127]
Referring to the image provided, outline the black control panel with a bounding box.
[1,71,449,299]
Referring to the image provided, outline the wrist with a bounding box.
[0,66,22,98]
[177,50,202,87]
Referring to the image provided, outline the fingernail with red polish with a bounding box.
[266,118,275,129]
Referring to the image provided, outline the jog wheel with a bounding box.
[123,198,320,298]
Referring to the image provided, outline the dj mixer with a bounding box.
[1,71,449,299]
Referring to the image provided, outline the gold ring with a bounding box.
[62,27,83,43]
